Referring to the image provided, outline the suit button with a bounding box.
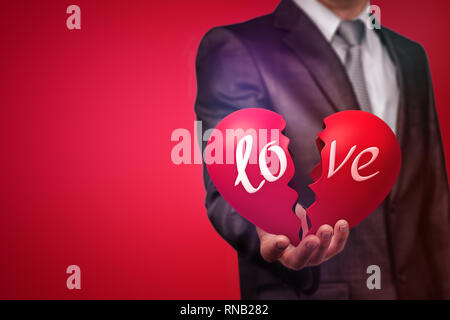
[398,274,407,284]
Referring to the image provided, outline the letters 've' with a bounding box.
[327,140,380,182]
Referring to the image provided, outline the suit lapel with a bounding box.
[375,27,409,204]
[273,0,359,112]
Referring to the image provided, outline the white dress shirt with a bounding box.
[293,0,399,133]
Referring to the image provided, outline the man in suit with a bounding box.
[194,0,450,299]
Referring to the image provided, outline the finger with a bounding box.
[280,235,320,270]
[257,227,290,263]
[307,224,333,266]
[324,220,349,260]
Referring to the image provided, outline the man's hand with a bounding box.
[256,204,349,270]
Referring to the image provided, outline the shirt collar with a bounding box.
[293,0,371,42]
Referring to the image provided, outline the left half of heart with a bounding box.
[204,108,301,245]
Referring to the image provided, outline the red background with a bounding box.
[0,0,449,299]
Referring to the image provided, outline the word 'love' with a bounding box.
[235,137,380,195]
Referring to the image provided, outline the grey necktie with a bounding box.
[333,20,372,112]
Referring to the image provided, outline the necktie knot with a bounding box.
[332,20,372,112]
[336,20,366,47]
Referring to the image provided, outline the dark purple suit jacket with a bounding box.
[195,0,450,299]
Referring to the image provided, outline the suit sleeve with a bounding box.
[421,47,450,298]
[194,27,269,256]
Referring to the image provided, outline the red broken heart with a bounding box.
[205,108,401,246]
